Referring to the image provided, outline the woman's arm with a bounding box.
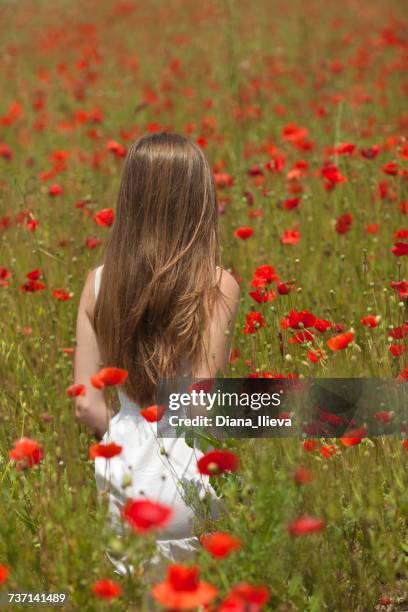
[193,267,241,378]
[73,268,109,438]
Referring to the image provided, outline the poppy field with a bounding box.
[0,0,407,610]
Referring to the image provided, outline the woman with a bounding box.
[73,132,240,578]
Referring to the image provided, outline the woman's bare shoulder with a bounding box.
[216,267,241,301]
[80,266,100,317]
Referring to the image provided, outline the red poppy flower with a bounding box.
[48,184,64,196]
[303,439,317,452]
[392,242,408,256]
[390,281,408,300]
[197,449,240,475]
[335,213,353,234]
[214,173,234,188]
[252,264,277,285]
[287,515,326,536]
[200,532,241,558]
[249,289,276,303]
[66,383,86,397]
[140,404,166,422]
[382,162,399,176]
[320,444,337,458]
[340,426,368,446]
[293,466,313,484]
[85,237,102,249]
[151,564,217,610]
[335,142,355,155]
[0,565,9,584]
[281,229,300,244]
[94,208,114,227]
[0,267,11,287]
[395,229,408,240]
[26,269,42,281]
[282,310,316,330]
[0,143,12,160]
[21,280,45,292]
[327,331,354,351]
[277,282,293,295]
[321,163,346,184]
[219,582,270,611]
[89,443,123,459]
[234,226,253,240]
[91,579,122,599]
[122,499,173,533]
[390,344,405,356]
[361,315,378,328]
[289,330,314,344]
[282,197,300,210]
[307,349,327,363]
[403,440,408,451]
[366,223,380,234]
[106,140,126,158]
[52,289,70,301]
[398,366,408,379]
[360,145,380,159]
[243,311,266,334]
[91,367,128,388]
[188,378,215,394]
[373,411,392,424]
[389,322,408,339]
[9,437,43,469]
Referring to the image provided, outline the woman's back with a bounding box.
[92,260,239,575]
[73,132,240,578]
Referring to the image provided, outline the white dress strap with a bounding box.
[94,264,103,299]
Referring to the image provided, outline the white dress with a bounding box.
[93,264,220,577]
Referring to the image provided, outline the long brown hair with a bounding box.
[92,132,222,406]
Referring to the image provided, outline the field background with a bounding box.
[0,0,407,610]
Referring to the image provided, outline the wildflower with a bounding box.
[287,515,326,536]
[90,367,128,388]
[151,564,217,610]
[0,565,9,584]
[243,311,266,334]
[140,405,166,422]
[91,579,122,599]
[94,208,114,227]
[234,226,253,240]
[197,450,239,475]
[219,582,270,611]
[200,532,241,558]
[89,443,123,459]
[327,331,354,351]
[66,383,86,397]
[122,499,173,533]
[10,437,43,469]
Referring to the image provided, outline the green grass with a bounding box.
[0,0,407,609]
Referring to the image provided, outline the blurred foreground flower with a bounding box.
[287,515,326,536]
[0,565,9,584]
[151,564,217,610]
[91,578,122,599]
[89,443,123,459]
[197,449,240,475]
[140,404,166,422]
[91,367,128,388]
[9,438,43,469]
[219,582,270,611]
[122,499,173,533]
[200,531,241,558]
